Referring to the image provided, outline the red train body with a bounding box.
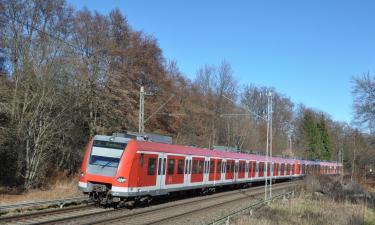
[78,135,341,205]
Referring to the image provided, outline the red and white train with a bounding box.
[78,134,341,206]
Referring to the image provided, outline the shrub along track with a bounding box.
[7,180,298,225]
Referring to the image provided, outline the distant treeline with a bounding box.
[0,0,373,189]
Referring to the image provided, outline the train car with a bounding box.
[78,134,342,206]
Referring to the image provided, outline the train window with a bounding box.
[163,158,166,175]
[158,158,162,175]
[177,159,184,174]
[217,161,222,173]
[226,161,231,173]
[167,159,175,175]
[185,159,189,174]
[140,154,144,167]
[255,162,259,173]
[222,162,226,173]
[198,160,204,174]
[210,160,215,173]
[238,162,242,173]
[206,161,209,174]
[147,158,156,175]
[192,160,198,174]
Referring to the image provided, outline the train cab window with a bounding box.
[167,159,175,175]
[198,160,204,174]
[217,161,222,173]
[147,158,157,175]
[177,159,184,174]
[210,161,215,173]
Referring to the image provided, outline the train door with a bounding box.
[249,161,255,178]
[221,159,226,182]
[226,160,235,181]
[184,155,192,187]
[157,153,167,190]
[245,161,249,179]
[203,156,210,184]
[215,159,222,183]
[234,160,239,182]
[209,158,216,182]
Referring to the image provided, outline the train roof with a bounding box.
[132,140,340,166]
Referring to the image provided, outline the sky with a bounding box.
[67,0,375,123]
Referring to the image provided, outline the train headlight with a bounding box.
[116,177,127,183]
[80,172,85,177]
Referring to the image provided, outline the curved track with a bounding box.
[3,180,298,225]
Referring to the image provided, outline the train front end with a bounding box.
[78,135,132,206]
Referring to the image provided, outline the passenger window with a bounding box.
[217,161,222,173]
[192,160,198,174]
[147,158,156,175]
[210,161,215,173]
[163,158,166,175]
[167,159,175,175]
[198,160,204,174]
[177,159,184,174]
[158,158,162,175]
[185,159,189,174]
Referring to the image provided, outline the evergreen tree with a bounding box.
[317,116,332,160]
[302,111,322,159]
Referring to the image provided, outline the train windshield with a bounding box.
[89,140,127,168]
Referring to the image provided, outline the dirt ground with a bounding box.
[0,177,83,205]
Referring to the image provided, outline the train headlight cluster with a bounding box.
[117,177,127,183]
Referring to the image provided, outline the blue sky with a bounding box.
[67,0,375,123]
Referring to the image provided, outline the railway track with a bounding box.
[0,196,88,213]
[0,204,109,225]
[86,181,297,225]
[3,180,297,225]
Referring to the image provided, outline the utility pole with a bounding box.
[268,92,273,199]
[138,86,154,133]
[221,93,273,201]
[265,96,269,201]
[138,86,174,134]
[139,86,145,133]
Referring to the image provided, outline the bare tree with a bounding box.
[352,73,375,133]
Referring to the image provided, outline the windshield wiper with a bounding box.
[101,161,113,168]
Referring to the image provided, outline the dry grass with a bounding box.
[0,175,82,205]
[233,193,375,225]
[232,176,375,225]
